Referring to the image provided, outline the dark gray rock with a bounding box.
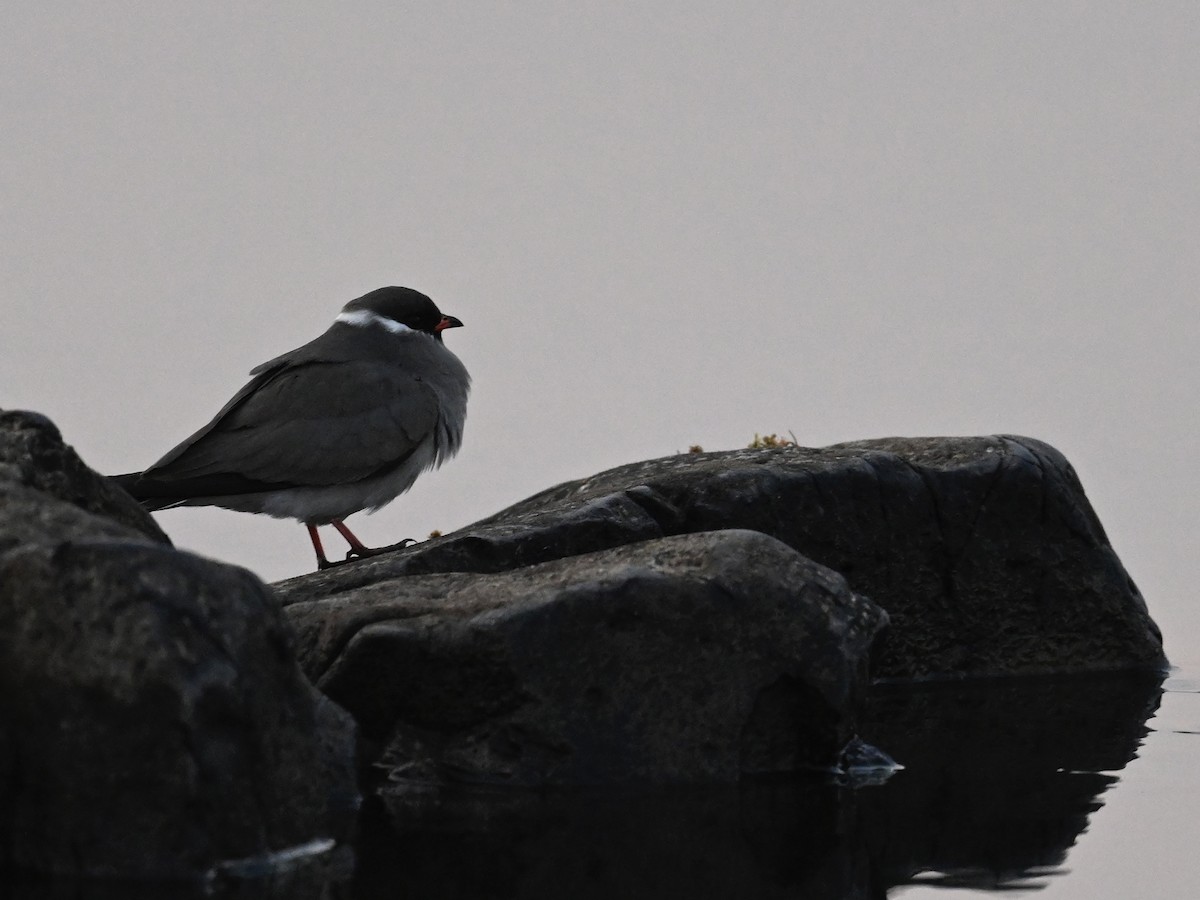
[0,409,170,545]
[0,412,358,879]
[278,435,1163,679]
[282,529,886,785]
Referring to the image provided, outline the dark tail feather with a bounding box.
[109,472,183,511]
[109,470,284,509]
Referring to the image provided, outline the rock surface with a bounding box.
[278,434,1164,679]
[0,410,170,545]
[282,529,886,785]
[0,409,358,878]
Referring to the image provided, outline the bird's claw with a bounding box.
[343,537,417,562]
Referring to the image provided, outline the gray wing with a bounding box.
[144,358,440,488]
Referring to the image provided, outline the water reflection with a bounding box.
[1,845,355,900]
[356,671,1162,899]
[857,672,1161,895]
[0,672,1162,899]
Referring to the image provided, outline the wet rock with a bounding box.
[282,529,886,785]
[0,410,358,878]
[279,435,1164,679]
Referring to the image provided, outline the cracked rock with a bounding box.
[283,529,886,785]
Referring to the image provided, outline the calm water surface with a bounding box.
[890,666,1200,900]
[349,667,1197,899]
[9,669,1195,899]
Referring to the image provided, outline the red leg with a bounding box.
[307,524,333,569]
[331,519,375,557]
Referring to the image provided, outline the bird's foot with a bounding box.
[314,545,392,569]
[309,520,421,570]
[343,537,416,562]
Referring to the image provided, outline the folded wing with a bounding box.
[141,358,440,493]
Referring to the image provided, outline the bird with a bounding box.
[112,286,470,570]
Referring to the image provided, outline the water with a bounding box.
[349,668,1195,899]
[7,669,1194,899]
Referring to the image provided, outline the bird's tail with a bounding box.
[109,473,186,511]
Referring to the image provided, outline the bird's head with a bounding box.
[337,287,463,341]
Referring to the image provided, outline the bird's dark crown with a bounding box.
[342,286,445,333]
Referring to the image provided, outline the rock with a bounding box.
[278,435,1164,679]
[0,409,170,544]
[0,411,358,879]
[282,529,886,785]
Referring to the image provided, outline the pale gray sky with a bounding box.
[2,1,1196,684]
[3,6,1200,896]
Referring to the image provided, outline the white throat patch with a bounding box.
[334,309,414,334]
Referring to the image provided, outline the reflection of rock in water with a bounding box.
[355,672,1160,900]
[856,670,1163,893]
[359,780,869,900]
[2,845,355,900]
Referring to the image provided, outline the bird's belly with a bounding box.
[209,441,438,524]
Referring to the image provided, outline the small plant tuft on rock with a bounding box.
[748,432,800,450]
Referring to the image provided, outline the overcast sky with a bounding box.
[3,3,1196,674]
[3,6,1199,895]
